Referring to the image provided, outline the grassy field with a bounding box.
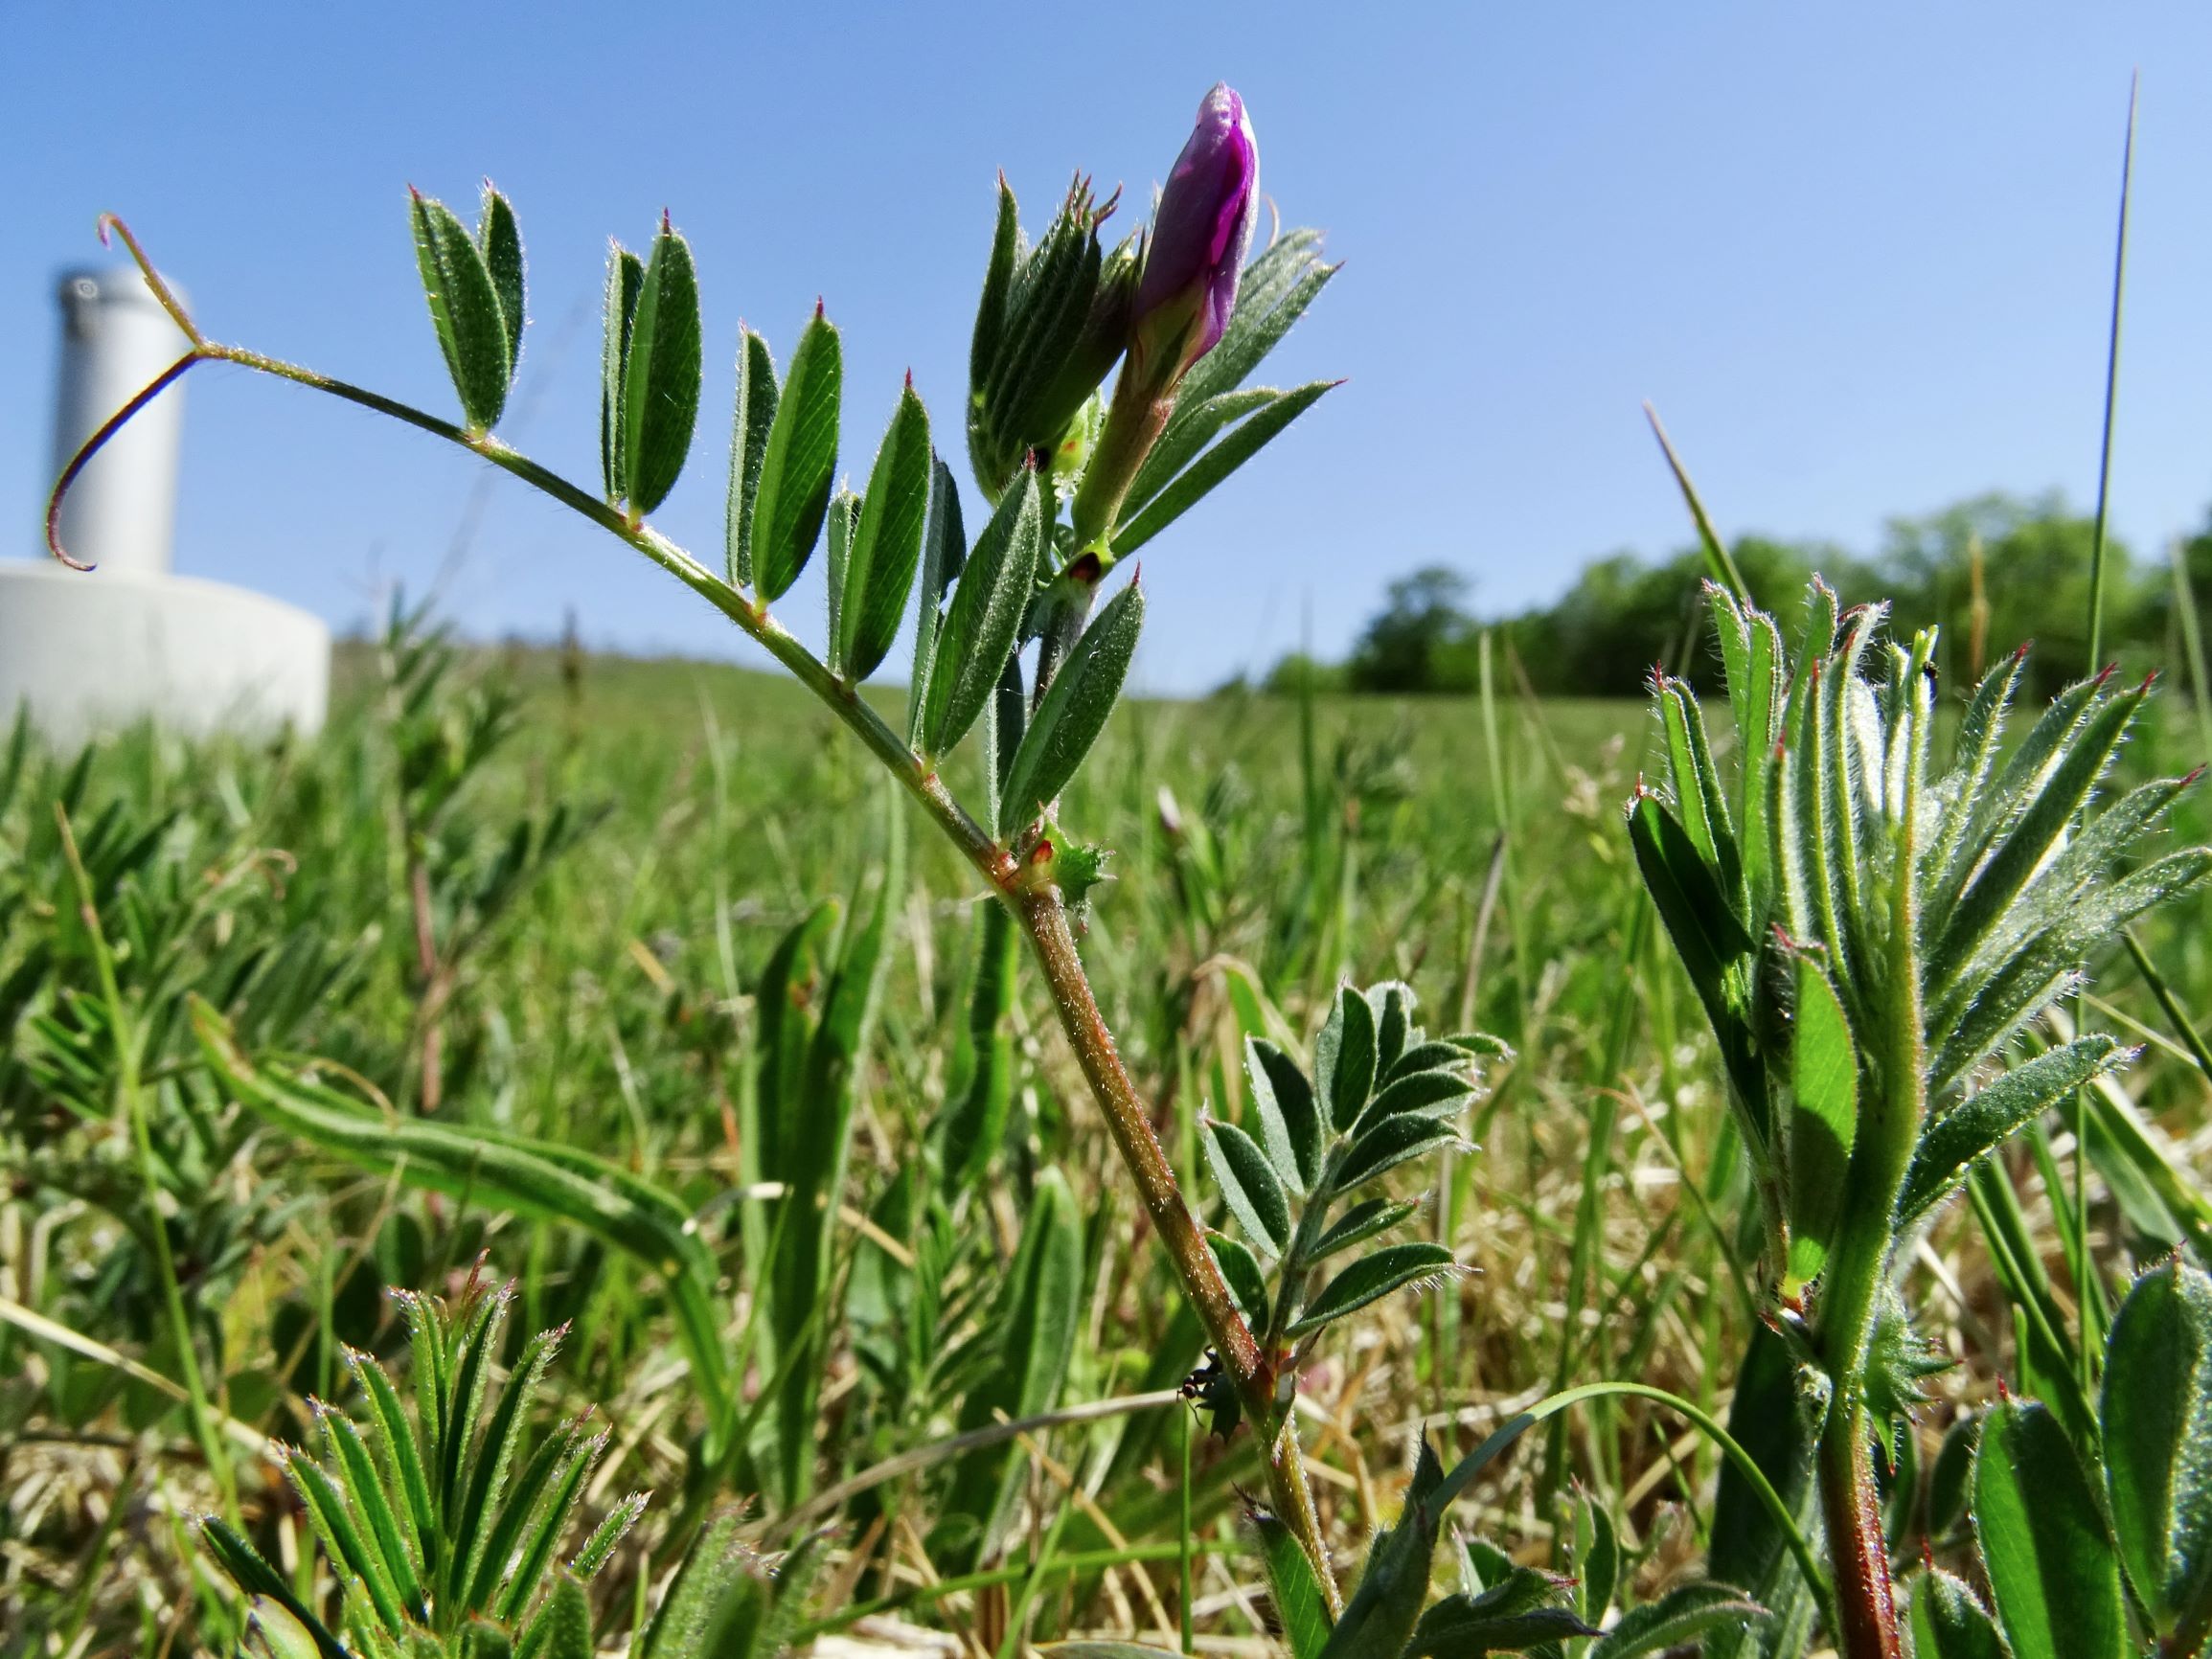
[8,618,2212,1656]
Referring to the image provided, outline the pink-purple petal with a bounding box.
[1135,82,1259,365]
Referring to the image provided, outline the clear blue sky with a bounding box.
[9,2,2211,692]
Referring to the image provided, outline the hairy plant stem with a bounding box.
[1814,1402,1898,1659]
[1017,887,1337,1612]
[1069,364,1174,555]
[1808,771,1927,1659]
[53,235,1338,1606]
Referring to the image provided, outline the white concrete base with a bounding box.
[0,561,330,749]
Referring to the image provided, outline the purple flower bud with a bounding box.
[1133,83,1258,377]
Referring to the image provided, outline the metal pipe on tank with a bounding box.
[49,267,188,580]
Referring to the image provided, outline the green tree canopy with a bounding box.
[1274,491,2188,699]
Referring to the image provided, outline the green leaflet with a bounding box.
[1924,647,2029,893]
[968,177,1126,499]
[1367,981,1415,1074]
[1706,581,1786,881]
[568,1494,646,1578]
[476,184,525,377]
[1585,1582,1770,1658]
[1656,672,1740,895]
[1569,1487,1620,1628]
[447,1324,562,1607]
[1319,1439,1444,1659]
[752,308,843,601]
[410,190,511,432]
[463,1416,589,1616]
[1783,957,1857,1299]
[823,489,858,665]
[321,1409,424,1621]
[1899,1036,2127,1227]
[906,457,968,748]
[493,1431,604,1624]
[1308,1198,1422,1264]
[1927,851,2212,1096]
[438,1287,505,1537]
[1204,1116,1291,1256]
[1454,1543,1555,1618]
[1120,386,1277,517]
[1973,1395,2129,1659]
[725,328,779,587]
[1357,1068,1476,1130]
[285,1448,405,1631]
[526,1576,592,1659]
[1288,1241,1457,1338]
[599,243,645,502]
[1931,679,2147,976]
[1175,233,1336,411]
[203,1521,335,1656]
[1246,1035,1324,1193]
[1933,670,2110,931]
[2101,1257,2212,1644]
[1385,1039,1476,1085]
[246,1602,331,1659]
[1626,789,1763,1115]
[621,218,702,514]
[1334,1113,1465,1200]
[836,381,931,680]
[968,177,1019,404]
[637,1510,758,1659]
[922,467,1040,760]
[1252,1511,1334,1659]
[1113,380,1337,557]
[1403,1599,1594,1657]
[1315,984,1380,1135]
[1904,1567,2005,1659]
[995,577,1143,835]
[346,1348,434,1579]
[1208,1231,1269,1322]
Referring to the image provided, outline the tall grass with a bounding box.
[9,611,2212,1651]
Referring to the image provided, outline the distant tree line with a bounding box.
[1257,490,2212,702]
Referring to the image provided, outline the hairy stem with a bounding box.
[1808,710,1927,1659]
[1016,886,1338,1610]
[1815,1404,1900,1659]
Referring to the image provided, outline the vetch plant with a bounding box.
[1628,578,2210,1656]
[1194,980,1503,1434]
[54,82,1349,1594]
[1899,1255,2212,1659]
[197,1267,806,1659]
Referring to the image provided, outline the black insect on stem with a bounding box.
[1178,1350,1241,1441]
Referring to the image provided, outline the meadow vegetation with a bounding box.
[11,78,2212,1659]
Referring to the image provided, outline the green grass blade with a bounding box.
[1973,1395,2128,1659]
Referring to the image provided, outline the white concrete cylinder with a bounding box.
[5,262,331,747]
[0,563,331,751]
[50,266,188,580]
